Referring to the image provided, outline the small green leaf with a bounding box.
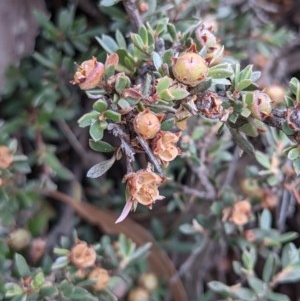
[78,111,99,128]
[86,156,116,178]
[156,77,172,93]
[232,287,256,301]
[31,271,45,290]
[248,276,268,296]
[138,25,148,45]
[288,147,300,160]
[281,243,300,267]
[208,281,231,295]
[161,118,175,131]
[236,79,253,91]
[159,89,175,101]
[267,291,290,301]
[126,242,152,266]
[167,23,177,41]
[14,254,31,277]
[293,157,300,176]
[100,0,122,6]
[104,110,121,122]
[162,49,174,66]
[130,33,145,51]
[255,150,271,169]
[115,75,131,94]
[93,100,108,113]
[5,283,23,297]
[263,254,276,283]
[260,209,272,230]
[169,86,189,100]
[40,286,59,298]
[89,140,115,152]
[89,121,104,141]
[51,256,69,270]
[115,29,127,49]
[96,35,118,53]
[152,52,162,70]
[208,63,233,79]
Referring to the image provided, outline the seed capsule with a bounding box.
[172,52,208,87]
[134,109,161,139]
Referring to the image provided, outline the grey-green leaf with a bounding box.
[87,156,116,178]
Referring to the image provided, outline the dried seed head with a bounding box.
[71,57,104,90]
[0,146,13,169]
[196,91,224,119]
[69,240,97,269]
[172,52,208,87]
[88,268,110,291]
[124,166,165,208]
[152,131,181,167]
[134,109,161,139]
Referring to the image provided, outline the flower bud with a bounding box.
[8,228,31,250]
[71,57,104,90]
[172,52,208,87]
[128,287,150,301]
[0,146,13,169]
[265,84,285,105]
[249,91,272,120]
[134,109,161,139]
[69,240,97,269]
[138,272,158,292]
[88,267,110,291]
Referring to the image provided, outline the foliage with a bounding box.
[1,0,300,301]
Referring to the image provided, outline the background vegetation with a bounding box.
[1,0,300,300]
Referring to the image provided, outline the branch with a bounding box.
[123,0,143,31]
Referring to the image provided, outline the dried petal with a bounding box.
[69,240,97,269]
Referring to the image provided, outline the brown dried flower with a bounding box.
[223,200,252,226]
[69,240,97,269]
[71,56,104,90]
[125,165,165,208]
[152,131,181,167]
[88,267,110,291]
[0,146,13,169]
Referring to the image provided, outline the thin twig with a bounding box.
[123,0,143,31]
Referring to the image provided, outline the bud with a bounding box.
[88,267,110,291]
[8,228,31,250]
[71,57,104,90]
[265,84,285,105]
[69,240,97,269]
[249,91,272,120]
[172,52,208,87]
[139,272,158,292]
[128,287,150,301]
[0,146,13,169]
[134,109,161,139]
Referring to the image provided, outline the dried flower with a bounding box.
[116,166,165,223]
[69,240,97,269]
[71,56,104,90]
[287,105,300,131]
[0,146,13,169]
[196,91,224,119]
[230,200,252,226]
[134,109,162,139]
[88,267,110,291]
[152,131,181,167]
[172,51,208,87]
[249,91,272,120]
[223,200,252,226]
